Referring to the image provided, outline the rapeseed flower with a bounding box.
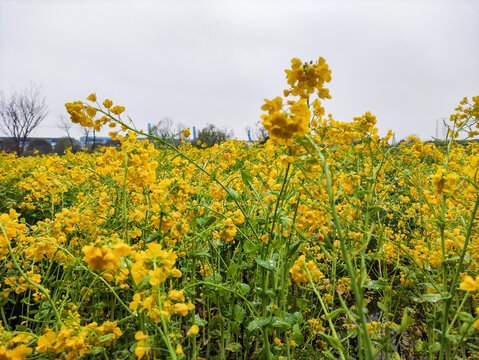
[82,241,130,271]
[460,275,479,292]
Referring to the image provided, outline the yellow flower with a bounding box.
[431,168,459,196]
[219,218,237,242]
[173,303,189,316]
[36,329,57,353]
[110,105,125,115]
[82,241,130,271]
[284,57,332,100]
[109,131,118,141]
[0,209,26,259]
[290,255,324,284]
[134,331,150,359]
[168,289,185,302]
[175,344,184,355]
[474,308,479,330]
[103,99,113,109]
[460,275,479,292]
[187,324,199,336]
[181,127,191,138]
[86,93,97,102]
[262,98,311,145]
[85,106,97,118]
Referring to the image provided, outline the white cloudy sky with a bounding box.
[1,0,478,140]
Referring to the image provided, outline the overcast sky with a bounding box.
[1,0,478,141]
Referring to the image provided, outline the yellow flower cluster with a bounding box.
[289,255,324,283]
[82,241,131,271]
[130,243,181,285]
[134,331,150,359]
[261,98,311,145]
[284,57,332,100]
[1,69,478,358]
[36,319,121,359]
[0,209,25,259]
[460,275,479,330]
[216,218,237,243]
[430,167,459,196]
[0,321,32,360]
[449,96,479,138]
[129,289,194,322]
[460,275,479,292]
[65,94,125,133]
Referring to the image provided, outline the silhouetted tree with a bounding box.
[0,84,49,154]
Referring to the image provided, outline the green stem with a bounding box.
[305,134,376,359]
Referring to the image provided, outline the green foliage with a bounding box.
[26,138,52,155]
[196,124,232,148]
[53,137,80,155]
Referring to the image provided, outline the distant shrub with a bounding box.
[54,137,80,155]
[195,124,232,148]
[27,138,52,155]
[0,138,16,153]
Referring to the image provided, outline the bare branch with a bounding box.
[0,84,49,154]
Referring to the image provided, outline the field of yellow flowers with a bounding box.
[1,58,478,360]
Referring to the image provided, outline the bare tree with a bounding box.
[58,115,74,143]
[80,126,93,151]
[0,84,49,155]
[151,117,174,141]
[247,121,268,142]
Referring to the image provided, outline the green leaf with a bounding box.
[242,241,260,252]
[237,282,251,295]
[364,279,386,290]
[233,305,246,323]
[209,315,224,328]
[255,257,276,271]
[99,334,115,343]
[192,250,211,257]
[247,317,272,332]
[227,187,239,200]
[225,342,242,352]
[456,311,474,322]
[287,241,302,258]
[296,298,308,311]
[198,215,217,228]
[422,294,442,303]
[227,262,239,279]
[397,309,414,334]
[326,308,345,321]
[241,170,253,187]
[194,314,207,326]
[367,205,386,213]
[90,347,103,355]
[210,166,220,180]
[272,317,291,329]
[205,274,222,284]
[318,332,344,352]
[377,301,387,312]
[145,232,162,243]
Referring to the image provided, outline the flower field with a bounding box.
[1,58,479,360]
